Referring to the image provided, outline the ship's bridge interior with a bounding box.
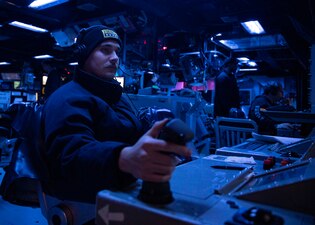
[0,1,315,225]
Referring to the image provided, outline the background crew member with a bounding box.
[214,57,242,118]
[248,82,294,135]
[41,25,191,203]
[41,59,62,100]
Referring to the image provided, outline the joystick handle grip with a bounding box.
[158,118,194,145]
[138,118,194,204]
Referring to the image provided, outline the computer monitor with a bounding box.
[13,81,21,89]
[115,76,125,88]
[261,111,315,124]
[239,89,252,105]
[179,53,203,83]
[1,73,21,81]
[158,71,177,87]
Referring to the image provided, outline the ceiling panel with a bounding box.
[0,0,313,75]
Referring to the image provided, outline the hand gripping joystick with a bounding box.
[138,119,194,204]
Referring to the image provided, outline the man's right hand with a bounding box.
[118,119,192,182]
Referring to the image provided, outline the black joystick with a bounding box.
[137,119,194,204]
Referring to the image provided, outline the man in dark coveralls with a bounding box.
[41,59,62,100]
[41,25,191,203]
[248,83,294,135]
[214,57,241,117]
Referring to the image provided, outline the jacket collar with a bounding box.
[74,69,122,104]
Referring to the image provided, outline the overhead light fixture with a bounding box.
[69,62,78,66]
[241,20,265,35]
[237,57,258,67]
[219,40,239,50]
[34,54,53,59]
[0,62,11,65]
[247,61,257,67]
[210,33,222,41]
[28,0,69,10]
[9,21,48,33]
[239,68,258,71]
[237,57,250,61]
[214,34,287,51]
[51,28,77,47]
[42,75,48,85]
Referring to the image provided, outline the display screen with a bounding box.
[238,164,308,192]
[158,71,177,87]
[179,54,203,83]
[1,73,21,81]
[13,81,21,89]
[261,111,315,123]
[115,76,125,88]
[239,89,251,105]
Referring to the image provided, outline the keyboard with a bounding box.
[237,141,266,150]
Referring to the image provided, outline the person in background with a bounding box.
[248,82,294,135]
[214,57,242,117]
[41,59,62,100]
[41,25,191,203]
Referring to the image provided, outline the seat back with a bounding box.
[0,103,42,206]
[1,102,95,225]
[30,105,95,225]
[214,117,258,149]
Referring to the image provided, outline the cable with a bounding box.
[118,65,142,113]
[123,91,139,114]
[118,66,138,77]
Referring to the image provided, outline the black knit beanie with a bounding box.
[75,25,122,67]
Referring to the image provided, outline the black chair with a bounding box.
[1,103,95,225]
